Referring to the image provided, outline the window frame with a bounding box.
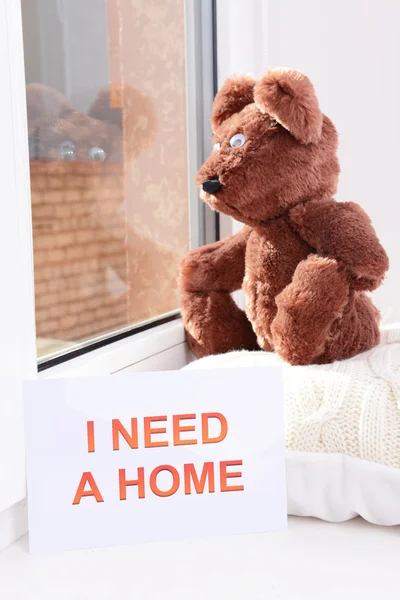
[0,0,37,515]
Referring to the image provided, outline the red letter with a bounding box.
[87,421,95,453]
[144,416,168,448]
[72,472,104,505]
[202,413,228,444]
[119,467,145,500]
[150,465,180,497]
[112,418,138,451]
[220,460,244,492]
[173,414,197,446]
[184,462,215,495]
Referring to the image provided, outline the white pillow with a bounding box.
[184,324,400,525]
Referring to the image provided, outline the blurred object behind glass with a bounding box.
[21,0,189,359]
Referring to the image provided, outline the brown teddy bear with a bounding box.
[180,68,389,365]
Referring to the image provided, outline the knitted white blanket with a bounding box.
[186,324,400,524]
[187,323,400,468]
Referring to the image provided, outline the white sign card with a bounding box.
[24,367,287,553]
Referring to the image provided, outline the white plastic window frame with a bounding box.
[0,0,216,541]
[0,0,38,517]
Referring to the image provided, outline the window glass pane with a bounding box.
[21,0,190,359]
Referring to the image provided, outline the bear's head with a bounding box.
[196,68,340,226]
[26,83,156,163]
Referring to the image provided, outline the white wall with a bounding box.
[267,0,400,316]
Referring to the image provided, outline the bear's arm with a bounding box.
[180,225,251,293]
[289,199,389,291]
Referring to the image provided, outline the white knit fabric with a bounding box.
[185,323,400,524]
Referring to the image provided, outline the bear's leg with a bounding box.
[270,255,350,365]
[180,227,259,358]
[181,291,259,358]
[316,292,380,364]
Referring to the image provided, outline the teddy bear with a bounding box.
[26,83,156,164]
[180,68,389,365]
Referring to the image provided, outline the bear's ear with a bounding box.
[211,74,256,132]
[26,83,73,124]
[254,68,323,144]
[88,85,124,129]
[88,84,157,160]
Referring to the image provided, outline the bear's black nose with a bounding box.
[202,178,222,194]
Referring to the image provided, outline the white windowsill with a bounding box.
[0,517,398,599]
[39,318,190,378]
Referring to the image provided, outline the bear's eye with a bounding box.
[89,147,106,162]
[58,141,75,161]
[229,133,247,148]
[213,142,221,152]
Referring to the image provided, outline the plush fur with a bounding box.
[26,83,74,124]
[180,67,389,365]
[211,74,256,132]
[254,68,323,144]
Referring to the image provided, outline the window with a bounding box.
[0,0,216,521]
[20,0,216,365]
